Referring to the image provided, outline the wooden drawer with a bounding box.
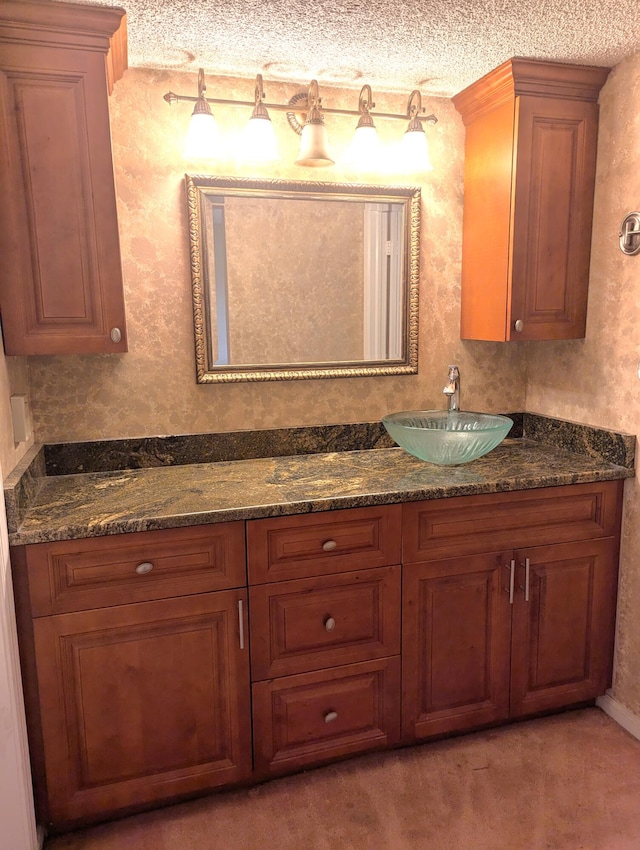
[249,565,400,680]
[403,481,623,563]
[247,504,402,584]
[252,657,401,776]
[21,523,247,616]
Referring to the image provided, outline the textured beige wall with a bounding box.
[223,196,364,364]
[26,68,527,441]
[526,52,640,714]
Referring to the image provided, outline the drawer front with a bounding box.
[247,504,402,584]
[403,481,623,563]
[249,566,401,680]
[252,657,401,776]
[24,523,247,615]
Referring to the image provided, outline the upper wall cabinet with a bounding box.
[453,59,609,342]
[0,1,128,355]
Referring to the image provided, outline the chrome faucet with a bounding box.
[443,365,460,411]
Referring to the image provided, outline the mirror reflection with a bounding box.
[186,176,420,382]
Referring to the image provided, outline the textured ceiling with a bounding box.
[76,0,640,96]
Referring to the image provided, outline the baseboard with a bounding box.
[597,691,640,740]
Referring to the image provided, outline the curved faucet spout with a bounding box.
[443,365,460,411]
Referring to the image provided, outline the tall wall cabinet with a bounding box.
[453,59,610,341]
[0,0,128,354]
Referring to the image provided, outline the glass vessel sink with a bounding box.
[382,410,513,465]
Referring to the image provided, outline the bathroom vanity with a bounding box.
[5,418,634,831]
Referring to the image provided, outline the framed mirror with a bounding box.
[186,175,420,383]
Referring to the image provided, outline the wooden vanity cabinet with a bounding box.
[12,523,251,829]
[452,58,609,342]
[11,483,624,829]
[0,1,128,355]
[401,481,623,742]
[247,505,402,776]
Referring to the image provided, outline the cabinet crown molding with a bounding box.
[453,57,610,125]
[0,0,127,90]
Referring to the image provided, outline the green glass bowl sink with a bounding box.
[382,410,513,465]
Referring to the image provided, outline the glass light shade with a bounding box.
[295,122,334,167]
[241,115,280,162]
[399,125,433,172]
[184,111,224,160]
[345,124,382,170]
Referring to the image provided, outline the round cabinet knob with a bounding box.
[110,327,122,343]
[135,561,154,575]
[324,711,338,724]
[324,616,336,632]
[322,539,338,552]
[514,319,524,333]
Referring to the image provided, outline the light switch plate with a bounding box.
[10,395,31,443]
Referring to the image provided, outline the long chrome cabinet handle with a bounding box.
[523,557,530,602]
[238,599,245,650]
[504,559,515,604]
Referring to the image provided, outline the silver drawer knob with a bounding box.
[110,327,122,343]
[322,539,337,552]
[514,319,524,333]
[324,711,338,724]
[135,561,154,575]
[324,616,336,632]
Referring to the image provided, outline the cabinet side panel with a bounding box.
[511,97,599,339]
[460,99,515,341]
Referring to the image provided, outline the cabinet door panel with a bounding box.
[33,591,251,827]
[249,566,400,679]
[252,657,400,776]
[510,97,599,340]
[0,38,127,353]
[402,552,512,742]
[510,538,618,716]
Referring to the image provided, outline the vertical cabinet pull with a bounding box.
[238,599,245,650]
[518,557,531,602]
[504,560,515,604]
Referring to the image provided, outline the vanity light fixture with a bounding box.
[294,80,334,167]
[345,84,383,170]
[164,70,438,171]
[183,68,225,160]
[241,74,280,162]
[400,90,433,172]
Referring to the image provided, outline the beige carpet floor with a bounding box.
[45,708,640,850]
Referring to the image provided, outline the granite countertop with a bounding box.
[4,414,636,546]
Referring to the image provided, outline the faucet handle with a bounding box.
[447,364,460,380]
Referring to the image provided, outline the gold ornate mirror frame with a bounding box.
[186,175,420,383]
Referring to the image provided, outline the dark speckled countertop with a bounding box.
[4,414,635,546]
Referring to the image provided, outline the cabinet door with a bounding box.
[0,27,127,354]
[33,590,251,828]
[402,551,512,742]
[510,538,618,716]
[509,96,600,340]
